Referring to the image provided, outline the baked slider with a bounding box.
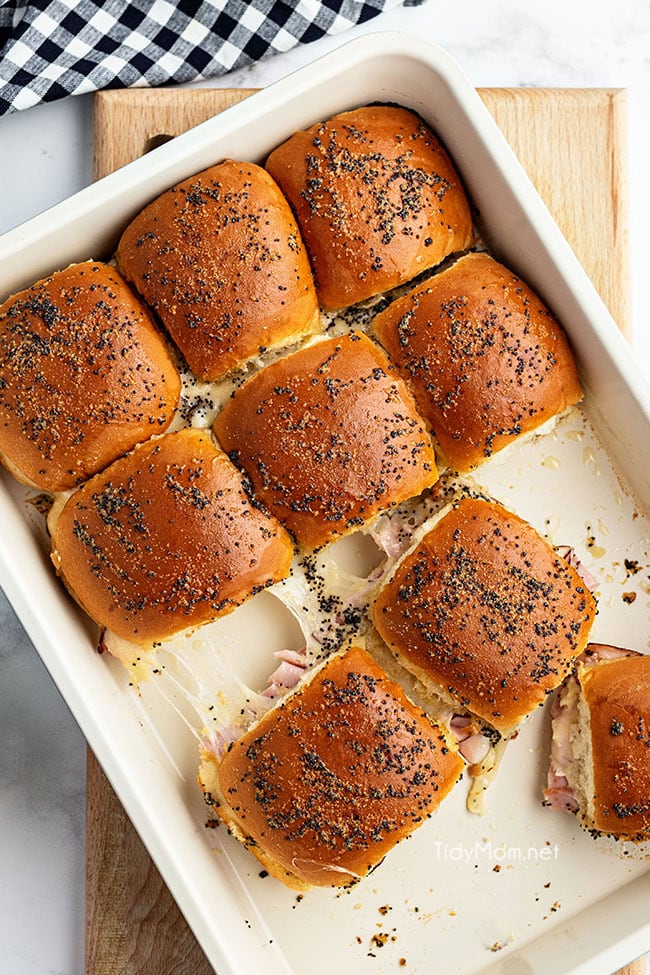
[265,105,473,310]
[0,262,181,492]
[199,643,463,889]
[213,332,438,549]
[50,428,293,647]
[372,497,597,739]
[372,251,582,471]
[116,160,320,381]
[545,645,650,841]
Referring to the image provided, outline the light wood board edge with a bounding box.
[479,87,630,337]
[92,87,257,180]
[85,751,214,974]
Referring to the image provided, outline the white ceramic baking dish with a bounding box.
[1,33,649,975]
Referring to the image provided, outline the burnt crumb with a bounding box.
[25,492,53,517]
[622,591,637,604]
[489,938,512,952]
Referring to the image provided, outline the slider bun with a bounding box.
[578,655,650,838]
[116,160,320,381]
[266,105,473,310]
[373,498,597,735]
[50,428,294,647]
[213,332,438,549]
[372,251,582,471]
[200,644,463,889]
[0,262,181,492]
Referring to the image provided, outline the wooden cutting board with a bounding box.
[88,87,640,975]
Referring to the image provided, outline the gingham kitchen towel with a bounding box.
[0,0,423,114]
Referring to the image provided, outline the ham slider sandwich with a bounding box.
[49,428,293,648]
[372,252,582,471]
[545,645,650,842]
[214,331,438,550]
[117,160,320,381]
[266,105,473,310]
[199,644,463,889]
[0,262,181,492]
[372,498,597,788]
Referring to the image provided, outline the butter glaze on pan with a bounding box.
[213,332,438,549]
[116,160,320,381]
[372,251,582,471]
[0,262,181,492]
[266,105,473,310]
[50,428,294,647]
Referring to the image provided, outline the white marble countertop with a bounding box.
[0,2,648,973]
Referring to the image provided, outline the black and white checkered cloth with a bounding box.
[0,0,423,114]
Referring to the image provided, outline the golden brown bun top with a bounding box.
[213,332,438,549]
[51,428,293,646]
[216,644,463,888]
[116,160,320,381]
[0,262,180,492]
[265,105,473,311]
[578,655,650,838]
[372,252,582,471]
[373,498,597,734]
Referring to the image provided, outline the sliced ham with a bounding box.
[544,643,640,813]
[544,681,580,813]
[450,714,473,731]
[203,726,242,762]
[203,649,309,757]
[544,776,580,813]
[370,516,407,561]
[554,545,598,591]
[449,714,474,743]
[271,648,309,669]
[459,733,491,766]
[261,647,308,700]
[581,643,638,663]
[447,714,492,765]
[544,673,580,812]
